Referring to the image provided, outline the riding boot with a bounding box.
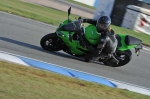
[111,54,119,64]
[84,52,95,62]
[92,52,110,61]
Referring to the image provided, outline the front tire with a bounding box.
[104,50,132,67]
[40,33,63,51]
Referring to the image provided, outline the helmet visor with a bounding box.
[96,22,109,30]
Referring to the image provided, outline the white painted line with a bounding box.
[143,48,150,51]
[111,81,150,95]
[0,52,29,66]
[141,50,150,55]
[143,46,150,51]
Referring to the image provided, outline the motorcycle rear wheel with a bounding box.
[40,33,63,51]
[103,50,132,67]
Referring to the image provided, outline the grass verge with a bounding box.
[0,0,149,47]
[0,60,150,99]
[0,0,79,26]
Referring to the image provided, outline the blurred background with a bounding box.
[75,0,150,35]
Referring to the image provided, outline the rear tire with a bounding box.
[40,33,63,51]
[103,50,132,67]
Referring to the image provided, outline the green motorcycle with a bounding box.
[40,7,142,67]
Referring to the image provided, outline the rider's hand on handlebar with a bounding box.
[78,17,82,20]
[78,17,83,23]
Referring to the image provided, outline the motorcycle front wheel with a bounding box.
[40,33,63,51]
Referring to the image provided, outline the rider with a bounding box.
[80,16,118,63]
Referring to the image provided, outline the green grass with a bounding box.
[66,0,96,10]
[0,0,79,26]
[0,60,150,99]
[0,0,149,47]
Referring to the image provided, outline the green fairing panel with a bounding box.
[85,25,100,45]
[56,31,88,55]
[56,19,88,55]
[117,34,137,51]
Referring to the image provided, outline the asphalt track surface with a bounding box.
[0,11,150,89]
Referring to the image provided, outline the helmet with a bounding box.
[96,16,111,33]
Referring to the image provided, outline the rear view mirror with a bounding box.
[68,7,71,16]
[68,7,71,23]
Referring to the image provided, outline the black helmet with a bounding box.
[96,16,111,33]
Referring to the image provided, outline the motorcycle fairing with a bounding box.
[85,25,100,45]
[56,23,100,55]
[56,31,88,55]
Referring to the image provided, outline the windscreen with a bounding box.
[64,20,81,32]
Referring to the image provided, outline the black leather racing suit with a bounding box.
[82,19,118,58]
